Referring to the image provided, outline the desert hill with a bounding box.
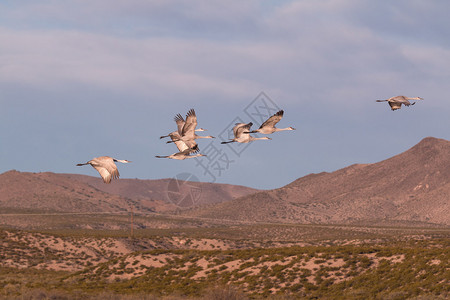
[0,171,258,214]
[185,137,450,225]
[63,173,258,208]
[0,170,133,213]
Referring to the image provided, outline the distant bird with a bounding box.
[160,112,206,139]
[221,122,271,144]
[155,144,206,160]
[376,96,424,111]
[245,110,295,134]
[76,156,131,183]
[166,109,214,144]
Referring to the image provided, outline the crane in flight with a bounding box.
[221,122,271,144]
[76,156,131,184]
[156,127,206,160]
[166,109,214,145]
[160,112,206,139]
[155,144,206,160]
[376,96,424,111]
[245,110,295,134]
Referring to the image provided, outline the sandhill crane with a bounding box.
[160,113,206,139]
[76,156,131,184]
[245,110,295,134]
[221,122,271,144]
[155,144,206,160]
[166,109,214,144]
[167,131,198,153]
[376,96,424,111]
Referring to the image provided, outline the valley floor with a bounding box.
[0,214,449,299]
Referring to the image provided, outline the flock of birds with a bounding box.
[76,95,424,183]
[156,109,214,160]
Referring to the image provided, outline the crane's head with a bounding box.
[288,127,296,130]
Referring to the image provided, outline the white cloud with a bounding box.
[1,0,450,110]
[0,28,269,101]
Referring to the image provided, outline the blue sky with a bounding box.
[1,1,449,189]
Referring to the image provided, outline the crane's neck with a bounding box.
[115,159,130,163]
[250,137,271,141]
[275,127,294,132]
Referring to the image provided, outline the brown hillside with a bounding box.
[185,137,450,225]
[0,171,134,213]
[63,174,258,209]
[0,171,258,214]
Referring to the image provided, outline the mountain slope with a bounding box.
[0,171,133,213]
[0,171,258,214]
[63,174,257,209]
[185,137,450,225]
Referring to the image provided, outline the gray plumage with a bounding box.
[159,113,206,139]
[246,110,295,134]
[76,156,131,183]
[166,109,214,144]
[155,144,206,160]
[376,96,424,111]
[221,122,271,144]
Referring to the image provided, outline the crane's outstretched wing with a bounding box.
[174,114,185,135]
[388,102,402,110]
[389,96,407,102]
[259,110,284,129]
[168,132,187,152]
[181,109,197,139]
[90,157,119,184]
[185,144,200,154]
[234,122,253,138]
[169,132,198,152]
[174,144,200,157]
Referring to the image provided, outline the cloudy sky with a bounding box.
[1,0,449,189]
